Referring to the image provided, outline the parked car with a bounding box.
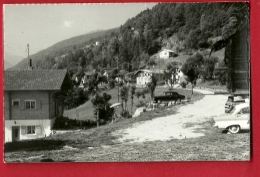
[154,91,185,103]
[214,103,250,134]
[225,95,249,113]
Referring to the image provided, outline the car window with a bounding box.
[227,96,234,102]
[230,108,236,114]
[241,107,250,114]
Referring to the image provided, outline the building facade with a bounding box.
[135,69,164,86]
[4,70,71,143]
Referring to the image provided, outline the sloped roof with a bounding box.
[134,69,153,75]
[134,69,164,75]
[4,69,68,91]
[159,49,176,53]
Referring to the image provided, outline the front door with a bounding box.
[12,126,20,142]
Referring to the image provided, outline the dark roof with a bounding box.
[164,91,178,93]
[4,70,68,91]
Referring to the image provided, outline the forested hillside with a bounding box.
[12,2,247,77]
[13,28,118,69]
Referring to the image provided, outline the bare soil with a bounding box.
[113,89,227,142]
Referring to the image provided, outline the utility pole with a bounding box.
[27,44,30,69]
[159,58,161,81]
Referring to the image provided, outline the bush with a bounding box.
[109,80,115,89]
[157,80,165,86]
[207,80,220,86]
[120,110,131,118]
[53,116,76,130]
[136,101,147,108]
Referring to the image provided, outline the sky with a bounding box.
[3,3,157,57]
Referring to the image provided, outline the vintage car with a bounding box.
[154,91,185,103]
[225,95,249,113]
[214,103,250,134]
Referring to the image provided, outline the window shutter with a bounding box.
[36,100,42,109]
[20,100,25,110]
[21,126,26,134]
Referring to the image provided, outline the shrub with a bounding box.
[157,80,165,86]
[136,101,146,108]
[109,79,115,89]
[53,116,76,130]
[120,110,131,118]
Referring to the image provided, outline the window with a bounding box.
[25,100,36,109]
[241,107,250,114]
[12,100,20,106]
[27,126,35,134]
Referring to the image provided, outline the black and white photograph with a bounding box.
[3,2,250,162]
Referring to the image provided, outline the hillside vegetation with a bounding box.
[13,28,118,69]
[12,2,246,75]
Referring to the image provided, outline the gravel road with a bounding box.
[113,89,227,143]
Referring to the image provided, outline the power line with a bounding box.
[4,42,55,51]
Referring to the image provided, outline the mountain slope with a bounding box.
[12,28,118,69]
[4,52,24,69]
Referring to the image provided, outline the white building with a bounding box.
[135,69,164,86]
[159,49,176,59]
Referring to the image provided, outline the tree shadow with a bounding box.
[4,139,67,153]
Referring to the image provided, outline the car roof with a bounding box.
[234,103,250,110]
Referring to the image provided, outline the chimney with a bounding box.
[28,58,33,70]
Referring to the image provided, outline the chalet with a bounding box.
[79,70,104,88]
[159,49,176,59]
[4,69,71,143]
[124,71,136,86]
[135,69,164,86]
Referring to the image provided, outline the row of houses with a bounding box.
[74,67,183,89]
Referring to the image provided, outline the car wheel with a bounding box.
[228,125,240,134]
[177,99,181,104]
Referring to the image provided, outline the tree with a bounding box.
[88,72,101,95]
[184,28,203,50]
[202,56,219,80]
[53,88,89,109]
[164,62,178,89]
[91,92,112,127]
[130,85,136,116]
[135,90,142,102]
[146,75,157,103]
[120,85,129,114]
[181,53,204,94]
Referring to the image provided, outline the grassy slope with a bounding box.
[4,114,250,162]
[64,87,197,121]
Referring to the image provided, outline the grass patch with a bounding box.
[197,81,227,90]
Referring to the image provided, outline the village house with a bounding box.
[4,69,71,143]
[159,49,177,59]
[135,69,164,86]
[79,70,108,88]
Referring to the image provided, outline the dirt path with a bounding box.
[113,89,227,143]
